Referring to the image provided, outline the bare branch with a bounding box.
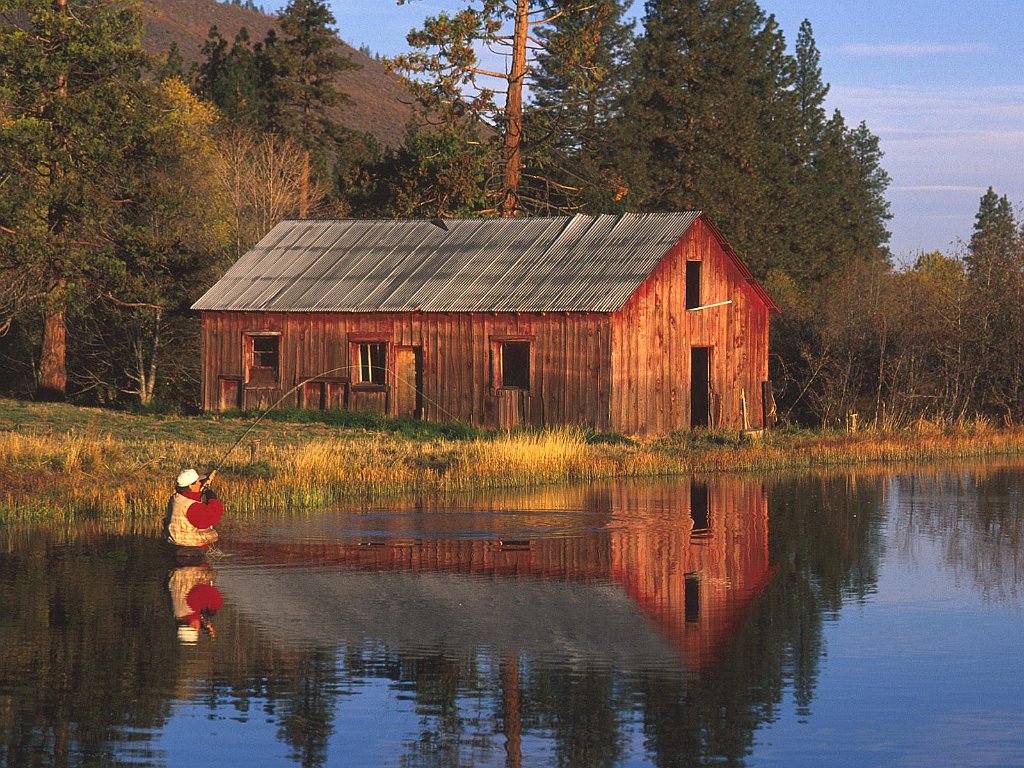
[104,292,168,311]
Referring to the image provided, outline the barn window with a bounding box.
[354,341,387,385]
[499,340,531,389]
[245,334,280,388]
[686,260,702,310]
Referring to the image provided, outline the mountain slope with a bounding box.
[140,0,416,147]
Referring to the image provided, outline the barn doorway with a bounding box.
[690,347,711,428]
[394,346,423,419]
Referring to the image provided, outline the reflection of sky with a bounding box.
[153,679,432,767]
[752,481,1024,767]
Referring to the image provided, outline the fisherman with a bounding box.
[165,468,224,555]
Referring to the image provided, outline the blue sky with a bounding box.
[263,1,1024,265]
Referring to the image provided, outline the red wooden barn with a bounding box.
[192,212,777,435]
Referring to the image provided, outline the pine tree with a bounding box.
[194,26,265,125]
[525,0,634,212]
[156,41,185,82]
[618,0,801,275]
[391,0,619,216]
[794,19,828,144]
[0,0,148,400]
[268,0,356,149]
[965,188,1024,414]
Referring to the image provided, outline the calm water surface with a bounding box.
[2,466,1023,767]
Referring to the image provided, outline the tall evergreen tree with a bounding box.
[794,19,828,145]
[0,0,147,400]
[786,21,891,283]
[525,0,634,213]
[267,0,356,148]
[194,26,265,126]
[618,0,801,275]
[392,1,621,216]
[965,187,1024,415]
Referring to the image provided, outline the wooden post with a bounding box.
[501,654,522,768]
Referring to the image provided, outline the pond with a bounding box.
[1,464,1023,767]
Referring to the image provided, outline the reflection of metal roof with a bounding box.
[216,566,683,670]
[193,212,707,313]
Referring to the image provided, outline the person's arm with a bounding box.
[185,491,224,529]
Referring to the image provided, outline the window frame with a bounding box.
[490,335,534,392]
[685,259,703,310]
[350,337,389,389]
[243,332,281,389]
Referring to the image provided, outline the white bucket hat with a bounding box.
[176,468,200,487]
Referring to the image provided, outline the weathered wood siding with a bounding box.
[200,310,613,431]
[199,218,772,434]
[609,218,771,435]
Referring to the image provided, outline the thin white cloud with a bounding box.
[839,42,994,57]
[821,83,1023,258]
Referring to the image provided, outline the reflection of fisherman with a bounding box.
[168,564,223,644]
[165,468,224,552]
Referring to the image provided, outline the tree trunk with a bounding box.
[38,0,70,402]
[37,283,67,401]
[299,149,310,219]
[499,0,530,217]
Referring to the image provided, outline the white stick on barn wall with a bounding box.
[687,300,733,312]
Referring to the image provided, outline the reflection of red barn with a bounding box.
[226,477,773,671]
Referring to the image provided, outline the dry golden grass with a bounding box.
[3,399,1024,527]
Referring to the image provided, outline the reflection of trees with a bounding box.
[341,649,498,768]
[276,650,339,768]
[0,533,178,766]
[0,472,890,767]
[522,662,626,768]
[891,468,1024,604]
[761,473,885,717]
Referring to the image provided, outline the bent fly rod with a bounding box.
[203,365,353,485]
[201,363,457,486]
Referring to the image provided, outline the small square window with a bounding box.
[252,336,279,369]
[246,334,280,387]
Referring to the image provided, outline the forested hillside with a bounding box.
[138,0,416,147]
[1,0,1021,428]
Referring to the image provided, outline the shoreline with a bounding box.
[2,398,1023,527]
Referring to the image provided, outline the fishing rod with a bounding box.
[203,365,353,485]
[202,362,459,485]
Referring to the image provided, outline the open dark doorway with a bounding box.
[690,347,711,428]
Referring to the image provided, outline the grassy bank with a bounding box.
[2,398,1024,527]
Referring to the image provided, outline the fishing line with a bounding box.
[205,362,461,482]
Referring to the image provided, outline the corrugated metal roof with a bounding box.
[193,212,714,313]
